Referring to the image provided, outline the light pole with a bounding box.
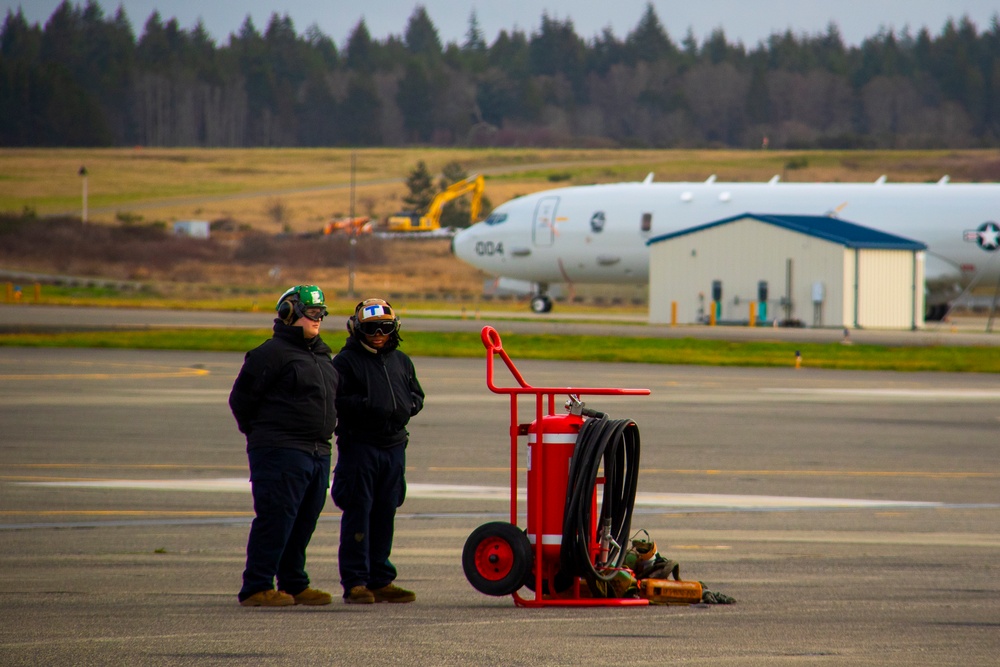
[348,152,357,299]
[78,165,88,223]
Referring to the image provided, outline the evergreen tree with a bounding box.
[2,0,998,148]
[590,27,625,74]
[625,3,675,64]
[461,10,488,73]
[304,23,338,69]
[404,6,442,61]
[402,160,435,212]
[338,74,382,145]
[396,60,435,142]
[463,11,487,54]
[344,19,374,72]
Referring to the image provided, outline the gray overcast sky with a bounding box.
[5,1,999,48]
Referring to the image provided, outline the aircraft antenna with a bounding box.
[642,173,654,184]
[937,175,950,185]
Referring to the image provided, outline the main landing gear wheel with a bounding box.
[462,522,533,596]
[530,295,553,313]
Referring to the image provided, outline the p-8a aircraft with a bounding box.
[451,174,1000,318]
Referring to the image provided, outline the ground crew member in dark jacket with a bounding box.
[229,285,338,607]
[332,298,424,604]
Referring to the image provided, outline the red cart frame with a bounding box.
[480,326,651,607]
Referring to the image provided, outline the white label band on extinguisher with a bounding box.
[527,534,563,545]
[527,433,578,444]
[527,433,577,471]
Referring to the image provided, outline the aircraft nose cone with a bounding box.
[451,227,471,261]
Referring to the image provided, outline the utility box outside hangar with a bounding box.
[647,213,927,330]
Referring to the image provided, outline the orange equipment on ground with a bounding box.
[323,216,372,235]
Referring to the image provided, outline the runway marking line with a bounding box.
[426,467,998,479]
[0,510,252,517]
[6,464,998,479]
[5,464,244,471]
[7,480,985,514]
[0,359,209,380]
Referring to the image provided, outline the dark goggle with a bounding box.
[358,319,396,336]
[301,306,327,322]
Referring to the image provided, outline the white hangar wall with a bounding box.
[648,216,925,330]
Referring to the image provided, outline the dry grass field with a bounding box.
[2,147,999,306]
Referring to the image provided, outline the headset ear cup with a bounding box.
[347,316,356,335]
[278,299,296,324]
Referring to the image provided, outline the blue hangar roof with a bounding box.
[646,213,928,251]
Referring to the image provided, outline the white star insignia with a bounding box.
[978,223,1000,251]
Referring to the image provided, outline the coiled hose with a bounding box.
[559,414,641,597]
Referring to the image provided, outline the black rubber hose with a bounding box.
[559,415,641,596]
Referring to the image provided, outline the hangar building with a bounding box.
[647,213,927,330]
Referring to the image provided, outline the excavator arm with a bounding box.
[424,175,485,227]
[387,174,485,232]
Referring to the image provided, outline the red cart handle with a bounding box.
[481,326,650,397]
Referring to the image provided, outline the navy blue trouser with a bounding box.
[239,447,331,601]
[332,442,406,593]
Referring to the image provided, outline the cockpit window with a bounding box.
[484,212,508,226]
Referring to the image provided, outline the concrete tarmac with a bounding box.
[1,342,998,666]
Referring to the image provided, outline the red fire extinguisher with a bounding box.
[525,413,588,592]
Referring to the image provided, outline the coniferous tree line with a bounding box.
[2,0,999,149]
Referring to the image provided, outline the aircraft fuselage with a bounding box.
[452,180,1000,304]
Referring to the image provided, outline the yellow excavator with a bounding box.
[387,174,484,232]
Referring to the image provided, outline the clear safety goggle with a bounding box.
[301,306,327,322]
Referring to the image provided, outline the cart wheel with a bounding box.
[462,522,532,596]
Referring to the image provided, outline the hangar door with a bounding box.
[855,249,921,329]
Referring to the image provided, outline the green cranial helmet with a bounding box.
[276,285,328,323]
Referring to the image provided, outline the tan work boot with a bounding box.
[344,585,375,604]
[239,589,295,607]
[292,587,333,605]
[372,584,416,603]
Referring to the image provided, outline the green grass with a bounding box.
[1,328,997,372]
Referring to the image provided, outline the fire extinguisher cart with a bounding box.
[462,326,651,607]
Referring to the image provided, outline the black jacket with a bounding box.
[333,335,424,448]
[229,319,339,455]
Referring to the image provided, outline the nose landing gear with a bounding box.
[530,294,552,313]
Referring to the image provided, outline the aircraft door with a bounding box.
[532,196,559,247]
